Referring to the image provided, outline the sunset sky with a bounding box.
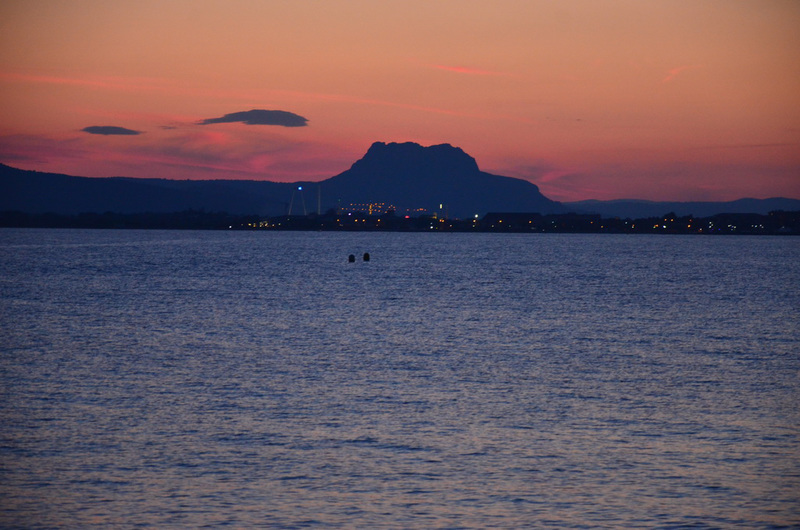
[1,0,798,201]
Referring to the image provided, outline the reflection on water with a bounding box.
[1,229,799,527]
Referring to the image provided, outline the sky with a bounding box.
[1,0,798,202]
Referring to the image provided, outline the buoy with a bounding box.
[363,252,370,262]
[348,254,355,263]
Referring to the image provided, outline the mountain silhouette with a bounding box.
[0,142,565,218]
[0,164,290,215]
[319,142,565,217]
[2,142,797,219]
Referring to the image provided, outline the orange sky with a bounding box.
[1,0,798,201]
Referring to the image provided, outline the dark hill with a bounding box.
[564,198,800,218]
[320,142,565,217]
[0,164,290,215]
[4,143,795,220]
[0,143,566,218]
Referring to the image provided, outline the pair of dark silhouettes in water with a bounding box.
[348,253,370,263]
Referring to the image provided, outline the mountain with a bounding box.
[564,198,800,218]
[319,142,565,218]
[3,143,797,220]
[0,142,565,218]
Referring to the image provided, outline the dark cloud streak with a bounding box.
[82,126,142,136]
[199,109,308,127]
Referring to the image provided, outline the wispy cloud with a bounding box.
[662,64,704,83]
[1,70,523,126]
[0,134,89,166]
[266,88,536,125]
[0,71,176,92]
[0,129,341,181]
[0,71,272,103]
[689,142,797,150]
[428,63,513,77]
[199,109,308,127]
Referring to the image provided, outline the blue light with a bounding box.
[298,186,303,191]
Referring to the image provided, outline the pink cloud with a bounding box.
[0,129,350,182]
[491,152,800,202]
[0,71,176,93]
[0,70,272,102]
[662,64,704,83]
[428,64,514,77]
[549,161,799,202]
[0,134,92,166]
[271,88,534,125]
[1,69,530,129]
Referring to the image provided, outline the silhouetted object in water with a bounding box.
[348,254,355,263]
[363,252,370,262]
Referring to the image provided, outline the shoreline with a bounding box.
[2,210,798,235]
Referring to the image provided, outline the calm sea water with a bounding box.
[1,229,798,528]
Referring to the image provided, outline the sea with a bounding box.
[1,228,798,529]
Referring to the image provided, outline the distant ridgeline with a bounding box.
[0,142,564,219]
[1,141,799,233]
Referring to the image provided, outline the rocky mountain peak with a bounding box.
[353,141,480,175]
